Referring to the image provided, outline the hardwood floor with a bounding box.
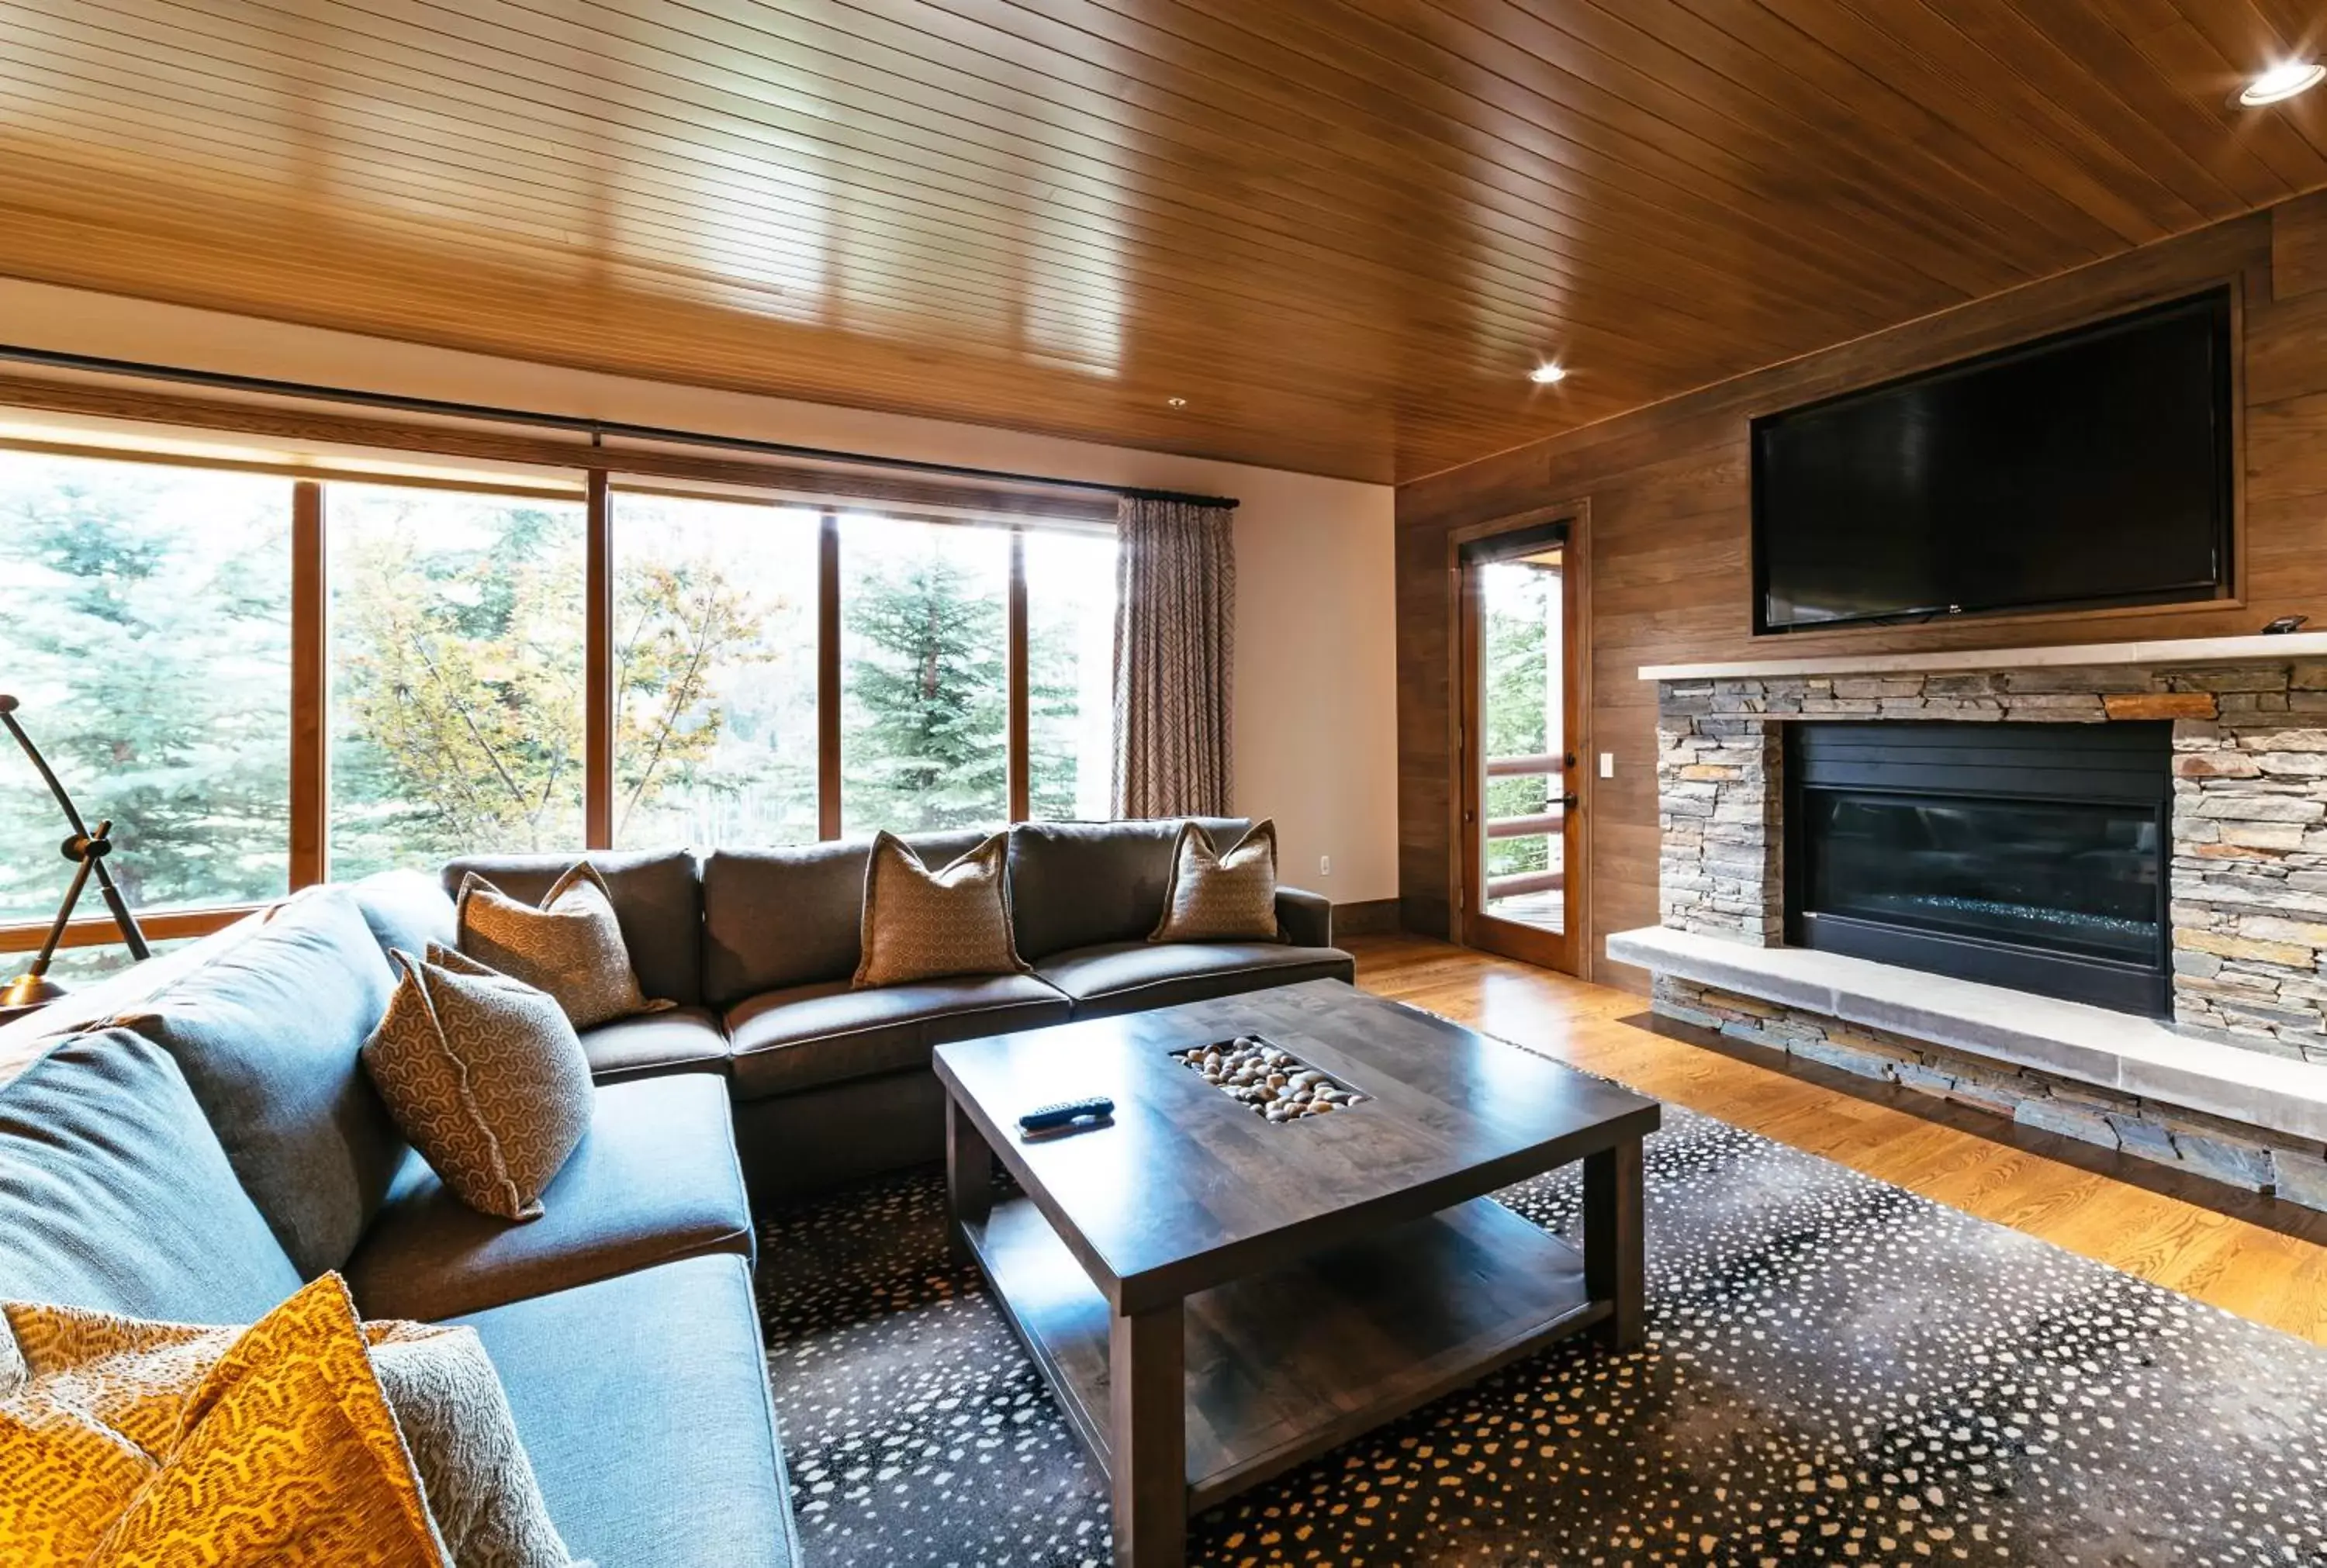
[1347,932,2327,1346]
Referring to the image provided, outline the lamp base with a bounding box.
[0,971,69,1012]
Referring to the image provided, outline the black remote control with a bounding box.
[1018,1097,1115,1132]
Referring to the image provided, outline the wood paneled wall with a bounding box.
[1396,200,2327,989]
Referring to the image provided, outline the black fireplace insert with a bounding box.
[1784,721,2173,1016]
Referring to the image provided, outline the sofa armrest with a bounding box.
[1275,886,1333,948]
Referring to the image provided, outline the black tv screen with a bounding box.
[1752,291,2234,634]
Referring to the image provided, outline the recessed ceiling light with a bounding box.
[2239,60,2325,106]
[1529,364,1568,385]
[1166,396,1188,408]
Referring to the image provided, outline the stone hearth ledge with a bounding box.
[1606,924,2327,1150]
[1638,630,2327,685]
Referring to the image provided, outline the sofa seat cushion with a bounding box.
[726,973,1071,1100]
[344,1072,752,1322]
[112,887,406,1280]
[579,1005,730,1084]
[1035,941,1356,1018]
[0,1028,303,1325]
[453,1254,797,1568]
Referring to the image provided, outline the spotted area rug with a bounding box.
[756,1093,2327,1567]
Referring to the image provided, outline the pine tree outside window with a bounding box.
[0,450,292,920]
[838,513,1011,835]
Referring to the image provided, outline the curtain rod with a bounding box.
[0,342,1240,512]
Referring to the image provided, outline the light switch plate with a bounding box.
[1319,855,1332,876]
[1599,752,1615,779]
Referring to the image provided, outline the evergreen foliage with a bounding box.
[843,544,1010,831]
[0,461,290,919]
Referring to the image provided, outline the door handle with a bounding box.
[1559,793,1579,810]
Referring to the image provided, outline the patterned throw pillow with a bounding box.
[365,1317,584,1567]
[363,946,594,1223]
[456,863,672,1031]
[1151,820,1284,943]
[855,832,1032,989]
[0,1274,580,1566]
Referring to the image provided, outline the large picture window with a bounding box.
[0,450,292,921]
[0,432,1125,965]
[610,492,821,849]
[327,483,588,877]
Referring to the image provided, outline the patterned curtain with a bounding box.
[1111,495,1236,818]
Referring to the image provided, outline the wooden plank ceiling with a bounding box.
[1,0,2325,484]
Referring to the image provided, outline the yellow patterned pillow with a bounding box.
[1151,820,1284,943]
[0,1276,583,1567]
[363,945,595,1221]
[855,831,1031,988]
[1,1275,447,1567]
[457,863,673,1030]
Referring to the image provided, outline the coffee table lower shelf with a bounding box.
[959,1192,1606,1515]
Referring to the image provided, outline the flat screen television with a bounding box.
[1751,290,2235,634]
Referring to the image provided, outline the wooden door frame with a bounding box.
[1444,499,1595,980]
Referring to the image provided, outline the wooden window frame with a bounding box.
[2,451,1102,955]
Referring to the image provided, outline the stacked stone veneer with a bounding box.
[1653,657,2327,1207]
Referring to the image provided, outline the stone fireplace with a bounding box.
[1609,634,2327,1208]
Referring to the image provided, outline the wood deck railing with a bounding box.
[1484,751,1565,900]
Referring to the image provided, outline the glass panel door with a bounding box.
[1461,533,1576,971]
[1479,554,1565,932]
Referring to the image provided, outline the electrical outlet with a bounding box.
[1319,855,1332,877]
[1599,751,1616,779]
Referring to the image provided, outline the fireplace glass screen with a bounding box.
[1796,792,2160,967]
[1784,720,2173,1015]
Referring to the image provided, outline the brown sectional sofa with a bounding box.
[0,887,790,1568]
[0,816,1344,1563]
[435,817,1354,1197]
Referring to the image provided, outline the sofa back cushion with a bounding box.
[440,850,702,1008]
[0,1027,303,1323]
[348,869,458,959]
[700,831,986,1007]
[113,887,404,1280]
[1008,818,1250,962]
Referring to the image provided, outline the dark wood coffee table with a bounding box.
[932,978,1661,1568]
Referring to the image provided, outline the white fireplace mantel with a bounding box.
[1639,630,2327,685]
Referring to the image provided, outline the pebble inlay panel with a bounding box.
[1170,1034,1368,1123]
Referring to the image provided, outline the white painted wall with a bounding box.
[0,278,1401,903]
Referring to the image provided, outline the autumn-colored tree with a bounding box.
[331,499,766,875]
[612,558,776,841]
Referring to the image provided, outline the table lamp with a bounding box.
[1,694,149,1011]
